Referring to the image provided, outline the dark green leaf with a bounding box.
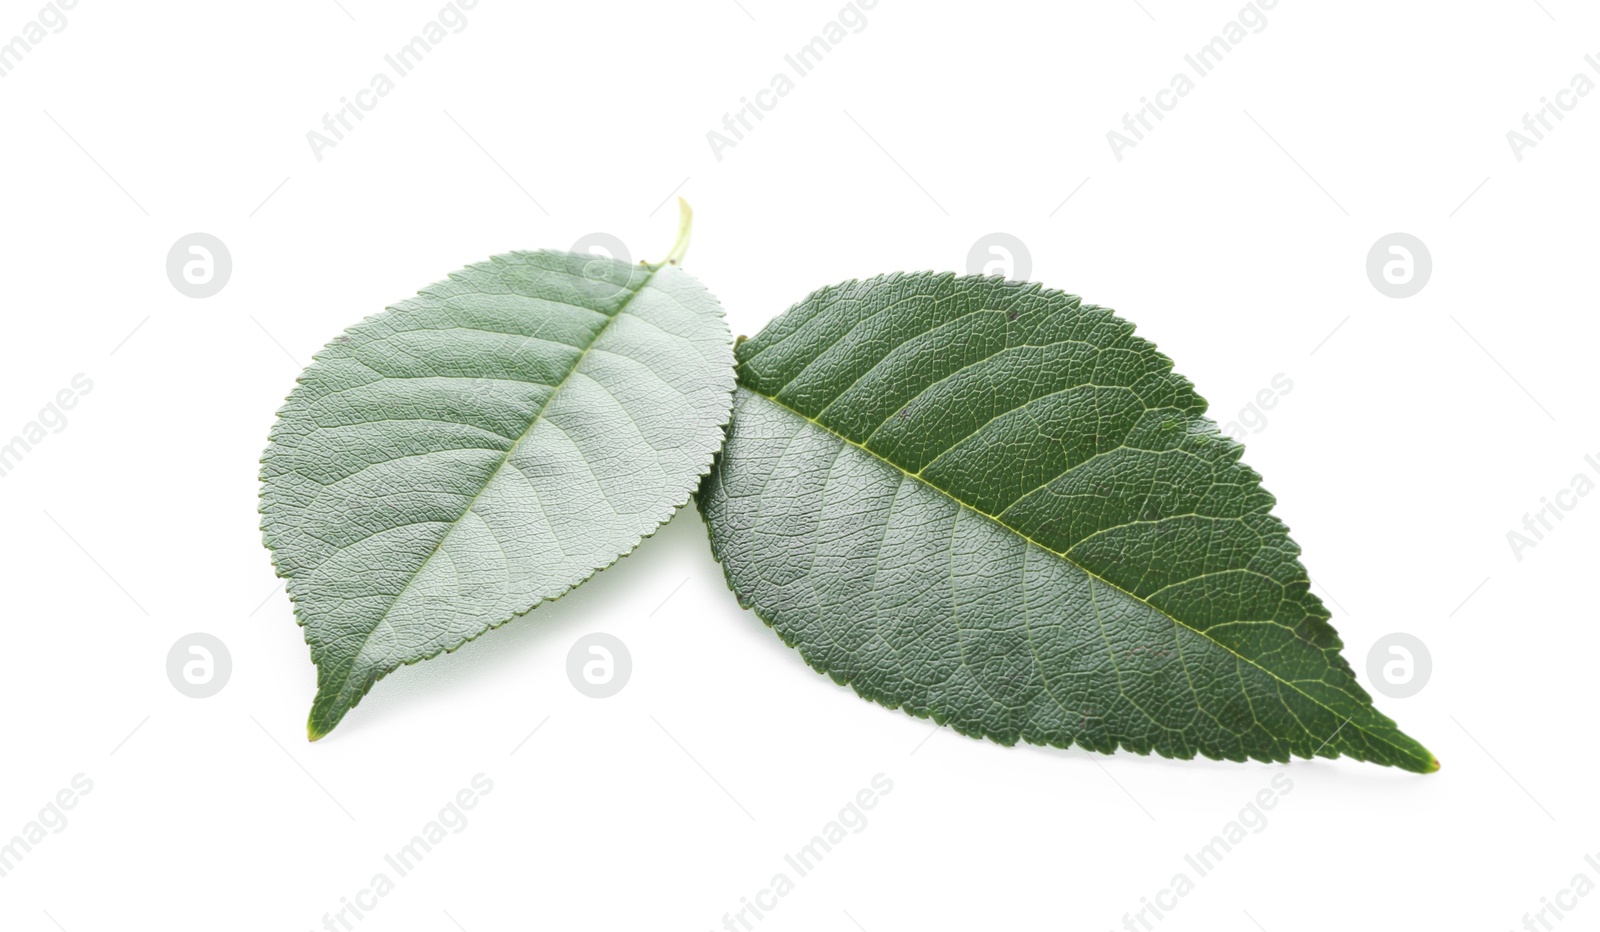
[699,273,1435,772]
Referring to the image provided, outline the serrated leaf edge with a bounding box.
[260,250,737,739]
[703,271,1437,773]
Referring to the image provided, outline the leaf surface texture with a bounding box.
[262,251,733,738]
[700,273,1434,772]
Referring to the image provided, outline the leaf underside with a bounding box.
[699,273,1436,772]
[261,251,734,739]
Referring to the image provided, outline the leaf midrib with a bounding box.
[742,386,1424,767]
[325,264,663,702]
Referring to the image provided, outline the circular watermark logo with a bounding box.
[1366,633,1431,698]
[572,232,631,300]
[966,233,1031,282]
[566,632,631,699]
[1365,233,1431,299]
[166,233,232,299]
[166,633,232,699]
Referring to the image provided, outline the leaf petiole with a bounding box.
[655,197,693,268]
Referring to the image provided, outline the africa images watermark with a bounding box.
[706,0,882,162]
[1505,452,1600,561]
[710,773,894,931]
[1106,0,1282,161]
[1111,772,1294,931]
[1509,853,1600,932]
[0,0,82,80]
[0,374,94,480]
[1506,53,1600,162]
[306,0,481,162]
[1217,373,1293,443]
[310,773,494,932]
[0,773,94,881]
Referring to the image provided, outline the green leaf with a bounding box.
[699,273,1436,772]
[261,246,733,739]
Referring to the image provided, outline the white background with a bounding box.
[0,1,1595,930]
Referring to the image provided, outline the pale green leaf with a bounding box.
[262,249,733,738]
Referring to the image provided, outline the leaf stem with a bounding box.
[656,197,693,268]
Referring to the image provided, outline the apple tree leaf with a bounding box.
[698,273,1436,772]
[262,242,733,739]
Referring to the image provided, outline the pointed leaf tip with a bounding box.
[261,249,735,737]
[700,273,1436,772]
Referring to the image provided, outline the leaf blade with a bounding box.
[261,250,734,738]
[700,273,1435,772]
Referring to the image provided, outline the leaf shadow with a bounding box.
[335,506,709,738]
